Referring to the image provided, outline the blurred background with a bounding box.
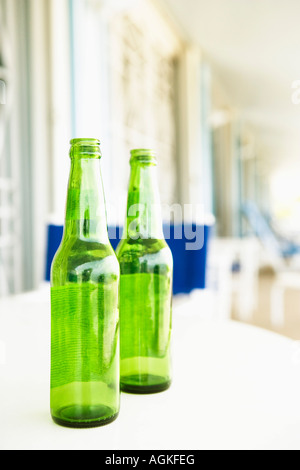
[1,0,300,338]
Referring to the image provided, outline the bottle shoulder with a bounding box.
[55,236,115,255]
[117,237,170,253]
[51,238,119,285]
[116,238,173,275]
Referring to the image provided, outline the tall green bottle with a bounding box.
[50,139,120,428]
[116,149,173,394]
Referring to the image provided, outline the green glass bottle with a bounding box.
[50,139,120,428]
[116,149,173,394]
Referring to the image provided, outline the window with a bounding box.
[0,0,25,295]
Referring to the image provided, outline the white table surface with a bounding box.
[1,286,300,450]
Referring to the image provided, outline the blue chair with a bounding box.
[241,201,300,259]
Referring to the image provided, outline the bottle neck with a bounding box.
[64,156,109,242]
[124,160,164,240]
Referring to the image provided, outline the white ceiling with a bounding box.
[161,0,300,167]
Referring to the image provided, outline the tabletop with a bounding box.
[0,286,300,450]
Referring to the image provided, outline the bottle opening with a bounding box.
[130,149,157,165]
[70,139,102,159]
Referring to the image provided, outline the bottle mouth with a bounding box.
[130,149,157,165]
[70,138,102,159]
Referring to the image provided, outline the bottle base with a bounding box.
[51,405,119,429]
[121,374,171,395]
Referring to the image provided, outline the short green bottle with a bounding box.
[116,149,173,394]
[50,139,120,428]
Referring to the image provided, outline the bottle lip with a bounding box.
[70,138,101,146]
[130,149,157,164]
[70,138,101,159]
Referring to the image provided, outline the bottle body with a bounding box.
[116,149,173,394]
[117,238,173,393]
[50,139,120,427]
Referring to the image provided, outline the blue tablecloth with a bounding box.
[45,224,212,295]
